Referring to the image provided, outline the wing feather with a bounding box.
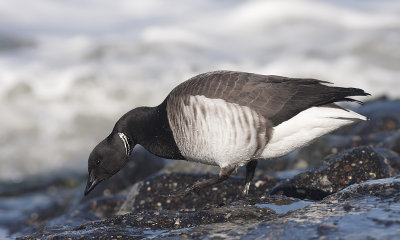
[168,70,370,126]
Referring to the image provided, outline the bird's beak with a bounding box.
[84,171,99,196]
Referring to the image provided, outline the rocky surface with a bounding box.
[160,176,400,240]
[1,98,399,239]
[118,173,278,213]
[21,176,400,240]
[270,146,398,200]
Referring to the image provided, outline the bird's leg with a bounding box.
[176,165,237,197]
[243,160,258,196]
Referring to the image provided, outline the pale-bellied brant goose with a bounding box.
[84,70,370,196]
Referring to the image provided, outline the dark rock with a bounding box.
[119,172,279,213]
[295,131,400,169]
[270,146,397,200]
[31,175,400,240]
[160,176,400,240]
[21,204,274,239]
[99,199,277,230]
[333,175,400,200]
[16,172,279,239]
[23,196,315,239]
[14,194,127,238]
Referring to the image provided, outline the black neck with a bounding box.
[114,101,183,160]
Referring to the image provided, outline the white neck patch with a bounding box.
[118,132,131,156]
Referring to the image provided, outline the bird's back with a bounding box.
[167,70,368,126]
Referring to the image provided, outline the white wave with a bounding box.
[0,0,399,180]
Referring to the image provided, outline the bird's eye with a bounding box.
[96,160,101,165]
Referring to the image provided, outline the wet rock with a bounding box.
[30,195,126,233]
[22,203,276,239]
[17,173,278,239]
[295,131,400,169]
[23,196,315,239]
[119,172,279,213]
[3,191,78,237]
[333,175,400,199]
[29,176,400,239]
[0,172,84,236]
[270,146,397,200]
[162,176,400,240]
[100,199,277,230]
[15,194,126,238]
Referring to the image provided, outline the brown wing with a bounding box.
[168,70,369,126]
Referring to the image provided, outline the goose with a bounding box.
[84,70,369,196]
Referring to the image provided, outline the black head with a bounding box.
[84,132,133,195]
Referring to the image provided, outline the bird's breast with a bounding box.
[166,95,271,167]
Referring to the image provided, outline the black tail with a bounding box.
[320,87,371,105]
[269,82,370,125]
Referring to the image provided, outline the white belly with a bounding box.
[167,95,268,168]
[261,104,367,159]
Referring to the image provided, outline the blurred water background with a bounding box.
[0,0,399,181]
